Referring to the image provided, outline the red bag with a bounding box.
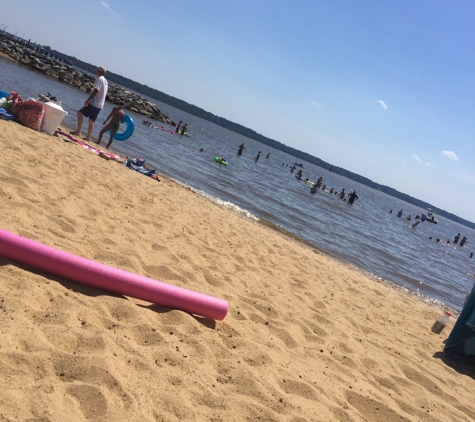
[6,91,23,116]
[14,101,45,131]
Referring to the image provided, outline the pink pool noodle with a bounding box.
[0,229,228,320]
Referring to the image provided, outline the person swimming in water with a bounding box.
[254,151,261,162]
[175,120,182,133]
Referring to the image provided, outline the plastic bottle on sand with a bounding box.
[431,311,451,334]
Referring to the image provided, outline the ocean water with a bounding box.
[1,58,474,310]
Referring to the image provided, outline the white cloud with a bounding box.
[401,160,407,165]
[375,99,388,110]
[101,1,116,14]
[442,150,458,161]
[412,155,433,168]
[310,101,322,108]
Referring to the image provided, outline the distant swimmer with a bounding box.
[296,169,303,178]
[237,143,246,156]
[460,237,468,247]
[405,215,412,221]
[266,152,270,159]
[470,252,473,259]
[339,188,346,199]
[412,221,422,229]
[180,123,188,135]
[348,190,358,205]
[315,177,323,188]
[454,233,461,244]
[397,209,403,218]
[175,120,182,133]
[254,151,261,162]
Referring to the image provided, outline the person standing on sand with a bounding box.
[71,66,108,142]
[96,102,125,149]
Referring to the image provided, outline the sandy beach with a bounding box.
[1,119,475,421]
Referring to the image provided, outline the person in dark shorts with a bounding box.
[97,102,125,148]
[71,66,108,142]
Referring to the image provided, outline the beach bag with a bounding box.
[6,91,23,116]
[14,100,45,131]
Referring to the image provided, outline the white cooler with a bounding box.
[41,102,68,135]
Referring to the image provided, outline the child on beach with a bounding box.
[97,102,125,149]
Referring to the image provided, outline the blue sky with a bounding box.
[2,1,475,222]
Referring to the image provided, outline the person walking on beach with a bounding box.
[96,102,125,148]
[237,143,246,156]
[71,66,108,142]
[254,151,261,162]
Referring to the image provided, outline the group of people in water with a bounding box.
[392,210,472,256]
[175,121,188,135]
[288,167,359,204]
[143,119,189,136]
[429,236,472,258]
[237,143,271,162]
[453,233,468,247]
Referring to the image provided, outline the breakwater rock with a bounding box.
[0,37,172,124]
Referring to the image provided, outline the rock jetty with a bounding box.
[0,36,172,124]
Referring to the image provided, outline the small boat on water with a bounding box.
[421,208,438,224]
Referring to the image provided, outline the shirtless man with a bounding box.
[97,102,125,148]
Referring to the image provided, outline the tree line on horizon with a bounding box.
[44,47,474,230]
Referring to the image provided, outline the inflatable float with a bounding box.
[214,157,228,166]
[110,114,135,141]
[0,229,228,321]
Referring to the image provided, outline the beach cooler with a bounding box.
[41,102,68,135]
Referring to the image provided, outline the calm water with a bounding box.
[1,58,474,310]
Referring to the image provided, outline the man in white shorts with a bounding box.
[71,66,108,142]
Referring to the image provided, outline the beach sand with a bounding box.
[1,119,474,421]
